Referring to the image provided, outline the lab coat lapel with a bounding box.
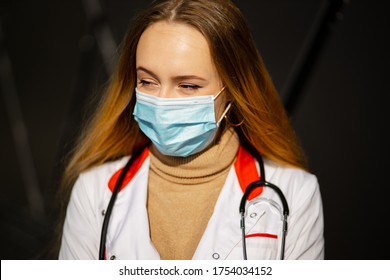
[192,167,243,259]
[106,156,160,259]
[192,146,262,260]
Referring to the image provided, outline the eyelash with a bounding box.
[138,80,201,91]
[179,84,201,90]
[138,80,154,86]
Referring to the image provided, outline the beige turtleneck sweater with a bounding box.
[147,128,240,260]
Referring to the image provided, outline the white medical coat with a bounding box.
[59,146,324,260]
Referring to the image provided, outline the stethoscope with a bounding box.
[98,146,289,260]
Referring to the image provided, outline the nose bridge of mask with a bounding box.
[135,87,230,125]
[135,88,215,105]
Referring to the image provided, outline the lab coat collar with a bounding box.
[105,146,263,260]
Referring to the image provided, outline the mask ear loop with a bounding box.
[216,102,232,127]
[225,103,244,127]
[213,86,226,100]
[214,86,231,127]
[214,86,243,127]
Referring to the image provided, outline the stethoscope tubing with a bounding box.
[98,148,144,260]
[99,147,289,260]
[239,180,289,260]
[239,151,289,260]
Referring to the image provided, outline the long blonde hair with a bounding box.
[54,0,307,257]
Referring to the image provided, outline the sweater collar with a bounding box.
[149,128,240,183]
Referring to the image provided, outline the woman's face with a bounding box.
[136,21,227,119]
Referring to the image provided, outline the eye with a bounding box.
[179,84,201,90]
[137,79,160,90]
[138,79,152,86]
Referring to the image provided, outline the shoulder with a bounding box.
[263,159,321,210]
[265,159,318,187]
[71,156,131,201]
[79,156,131,185]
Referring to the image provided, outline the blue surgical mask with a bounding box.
[133,88,231,157]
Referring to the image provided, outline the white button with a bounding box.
[250,212,257,218]
[212,253,220,259]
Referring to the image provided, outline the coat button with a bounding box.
[250,212,257,218]
[110,255,116,260]
[212,253,220,259]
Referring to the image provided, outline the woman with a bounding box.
[58,0,324,260]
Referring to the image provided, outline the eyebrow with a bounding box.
[136,66,207,82]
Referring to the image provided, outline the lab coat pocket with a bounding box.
[242,232,280,259]
[228,226,282,259]
[227,198,284,260]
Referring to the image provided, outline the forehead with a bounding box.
[136,21,217,77]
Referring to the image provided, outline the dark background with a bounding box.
[0,0,389,260]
